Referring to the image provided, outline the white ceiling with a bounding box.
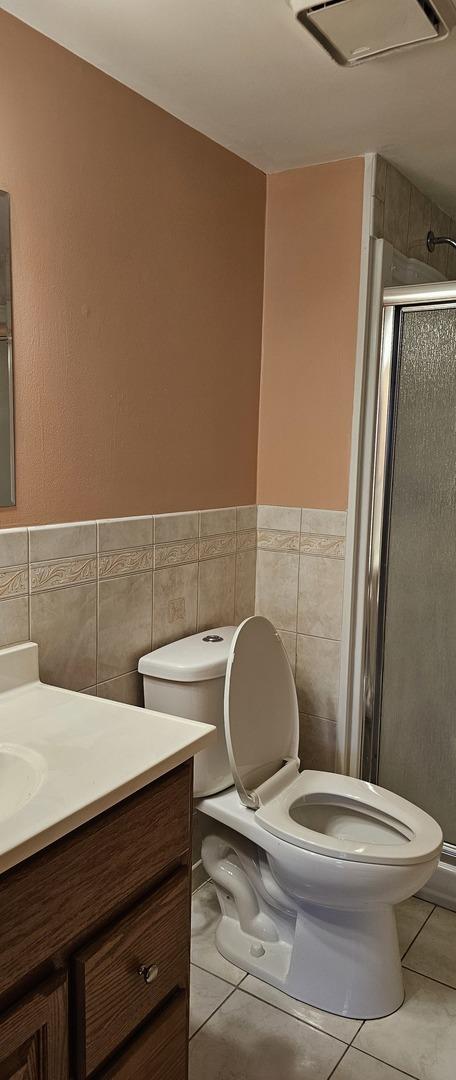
[3,0,456,214]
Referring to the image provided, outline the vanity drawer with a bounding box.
[74,867,189,1077]
[0,762,191,1000]
[98,991,187,1079]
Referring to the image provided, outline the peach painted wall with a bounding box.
[257,158,364,510]
[0,12,266,526]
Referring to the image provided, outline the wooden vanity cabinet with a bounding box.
[0,761,193,1079]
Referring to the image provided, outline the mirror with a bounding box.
[0,191,14,506]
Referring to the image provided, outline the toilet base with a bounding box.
[203,827,405,1020]
[214,889,404,1019]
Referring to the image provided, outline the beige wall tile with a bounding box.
[154,539,198,569]
[198,555,235,631]
[299,714,336,772]
[199,508,236,536]
[296,635,340,720]
[153,562,198,648]
[0,595,29,647]
[30,556,96,592]
[0,527,28,567]
[199,534,236,560]
[30,583,96,690]
[80,685,97,696]
[383,164,411,255]
[255,549,298,632]
[29,522,96,562]
[98,571,152,682]
[372,196,384,239]
[374,154,387,202]
[97,670,143,707]
[97,516,153,552]
[407,185,431,263]
[236,505,257,531]
[300,508,346,536]
[154,511,198,543]
[278,630,297,676]
[298,556,344,639]
[257,505,301,531]
[235,550,256,623]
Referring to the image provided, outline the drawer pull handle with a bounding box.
[138,963,159,985]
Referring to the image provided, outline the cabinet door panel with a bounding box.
[0,974,68,1080]
[99,992,187,1080]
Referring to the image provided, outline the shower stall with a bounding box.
[361,277,456,907]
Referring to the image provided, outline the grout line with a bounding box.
[189,982,239,1042]
[400,903,436,962]
[326,1043,350,1080]
[401,961,456,994]
[348,1045,421,1080]
[237,980,352,1048]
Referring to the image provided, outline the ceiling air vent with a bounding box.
[287,0,456,65]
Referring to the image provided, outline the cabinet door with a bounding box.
[0,973,68,1080]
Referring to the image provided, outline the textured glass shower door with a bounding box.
[368,300,456,847]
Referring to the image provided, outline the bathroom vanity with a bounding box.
[0,643,214,1079]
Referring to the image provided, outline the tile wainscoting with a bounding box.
[0,501,345,883]
[255,505,346,774]
[0,505,257,700]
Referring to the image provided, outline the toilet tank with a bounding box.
[138,627,236,797]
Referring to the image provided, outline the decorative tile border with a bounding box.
[257,529,300,553]
[199,534,236,560]
[0,565,28,599]
[236,529,257,552]
[154,539,199,569]
[98,547,153,579]
[30,556,97,592]
[300,534,345,559]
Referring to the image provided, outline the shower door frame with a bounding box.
[362,279,456,871]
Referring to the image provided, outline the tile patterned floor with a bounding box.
[190,882,456,1080]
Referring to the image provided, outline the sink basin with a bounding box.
[0,744,47,822]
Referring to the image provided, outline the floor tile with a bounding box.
[403,906,456,988]
[354,968,456,1080]
[240,975,362,1043]
[331,1047,414,1080]
[189,989,346,1080]
[395,897,434,957]
[189,965,234,1037]
[191,882,245,985]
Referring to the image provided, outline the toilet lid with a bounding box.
[224,616,299,808]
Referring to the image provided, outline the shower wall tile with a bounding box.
[383,164,411,256]
[374,154,455,275]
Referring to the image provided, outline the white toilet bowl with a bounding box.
[139,616,442,1020]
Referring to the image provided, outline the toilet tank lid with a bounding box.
[138,627,236,682]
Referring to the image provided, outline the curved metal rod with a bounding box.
[427,230,456,253]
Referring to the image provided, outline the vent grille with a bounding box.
[291,0,455,66]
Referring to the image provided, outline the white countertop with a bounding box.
[0,643,214,874]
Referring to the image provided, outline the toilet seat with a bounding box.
[255,768,443,865]
[224,617,442,867]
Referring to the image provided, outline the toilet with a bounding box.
[139,616,442,1020]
